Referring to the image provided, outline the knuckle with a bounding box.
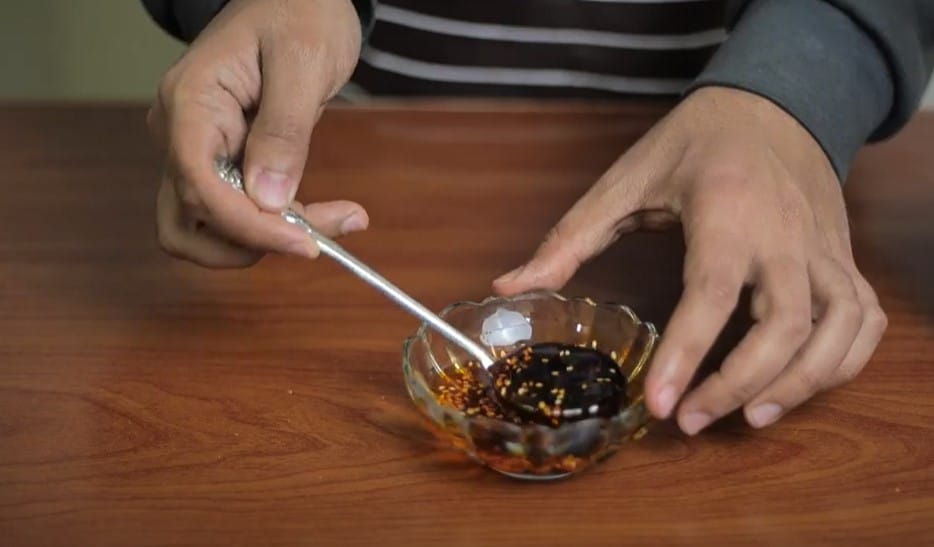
[675,343,708,374]
[262,230,291,251]
[145,106,158,132]
[852,276,888,334]
[237,221,297,255]
[725,376,761,406]
[837,361,867,385]
[864,305,889,334]
[538,221,588,268]
[157,64,186,107]
[174,182,203,211]
[156,222,182,258]
[773,309,812,344]
[767,254,807,276]
[156,77,174,109]
[826,260,860,296]
[543,224,569,249]
[834,283,861,312]
[689,271,740,307]
[166,154,210,210]
[161,75,212,119]
[281,40,328,67]
[253,115,309,147]
[837,297,863,327]
[791,366,825,395]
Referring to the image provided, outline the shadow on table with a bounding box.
[844,123,934,322]
[848,199,934,321]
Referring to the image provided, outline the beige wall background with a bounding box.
[2,0,933,107]
[1,0,183,101]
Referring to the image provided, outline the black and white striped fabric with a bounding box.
[349,0,729,98]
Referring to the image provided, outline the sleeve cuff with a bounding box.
[686,0,894,180]
[140,0,227,42]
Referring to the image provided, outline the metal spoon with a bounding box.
[213,157,495,368]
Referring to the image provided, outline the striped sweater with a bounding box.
[142,0,934,178]
[351,0,728,98]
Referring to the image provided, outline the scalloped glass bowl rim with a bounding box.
[401,289,658,431]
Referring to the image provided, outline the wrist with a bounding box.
[675,86,838,182]
[686,0,893,181]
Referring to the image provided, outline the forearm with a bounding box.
[689,0,934,180]
[141,0,376,42]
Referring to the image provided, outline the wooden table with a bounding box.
[1,103,932,546]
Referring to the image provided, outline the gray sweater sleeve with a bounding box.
[140,0,375,42]
[689,0,934,180]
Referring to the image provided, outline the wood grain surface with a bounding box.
[0,103,932,546]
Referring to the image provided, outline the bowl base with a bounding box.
[494,470,571,481]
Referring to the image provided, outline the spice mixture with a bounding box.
[437,342,628,427]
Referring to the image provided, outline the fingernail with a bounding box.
[680,411,711,436]
[494,266,525,285]
[340,213,367,234]
[253,169,292,210]
[748,403,782,428]
[655,384,677,417]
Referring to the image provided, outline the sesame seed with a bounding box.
[610,351,618,360]
[563,408,583,418]
[588,404,599,414]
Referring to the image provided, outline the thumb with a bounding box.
[243,44,329,212]
[493,177,645,295]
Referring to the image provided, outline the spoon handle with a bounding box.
[213,158,494,368]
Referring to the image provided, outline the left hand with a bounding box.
[493,87,887,435]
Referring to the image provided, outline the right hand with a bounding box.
[149,0,369,267]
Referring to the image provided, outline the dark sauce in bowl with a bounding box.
[437,342,628,427]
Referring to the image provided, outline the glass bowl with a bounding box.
[401,290,658,480]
